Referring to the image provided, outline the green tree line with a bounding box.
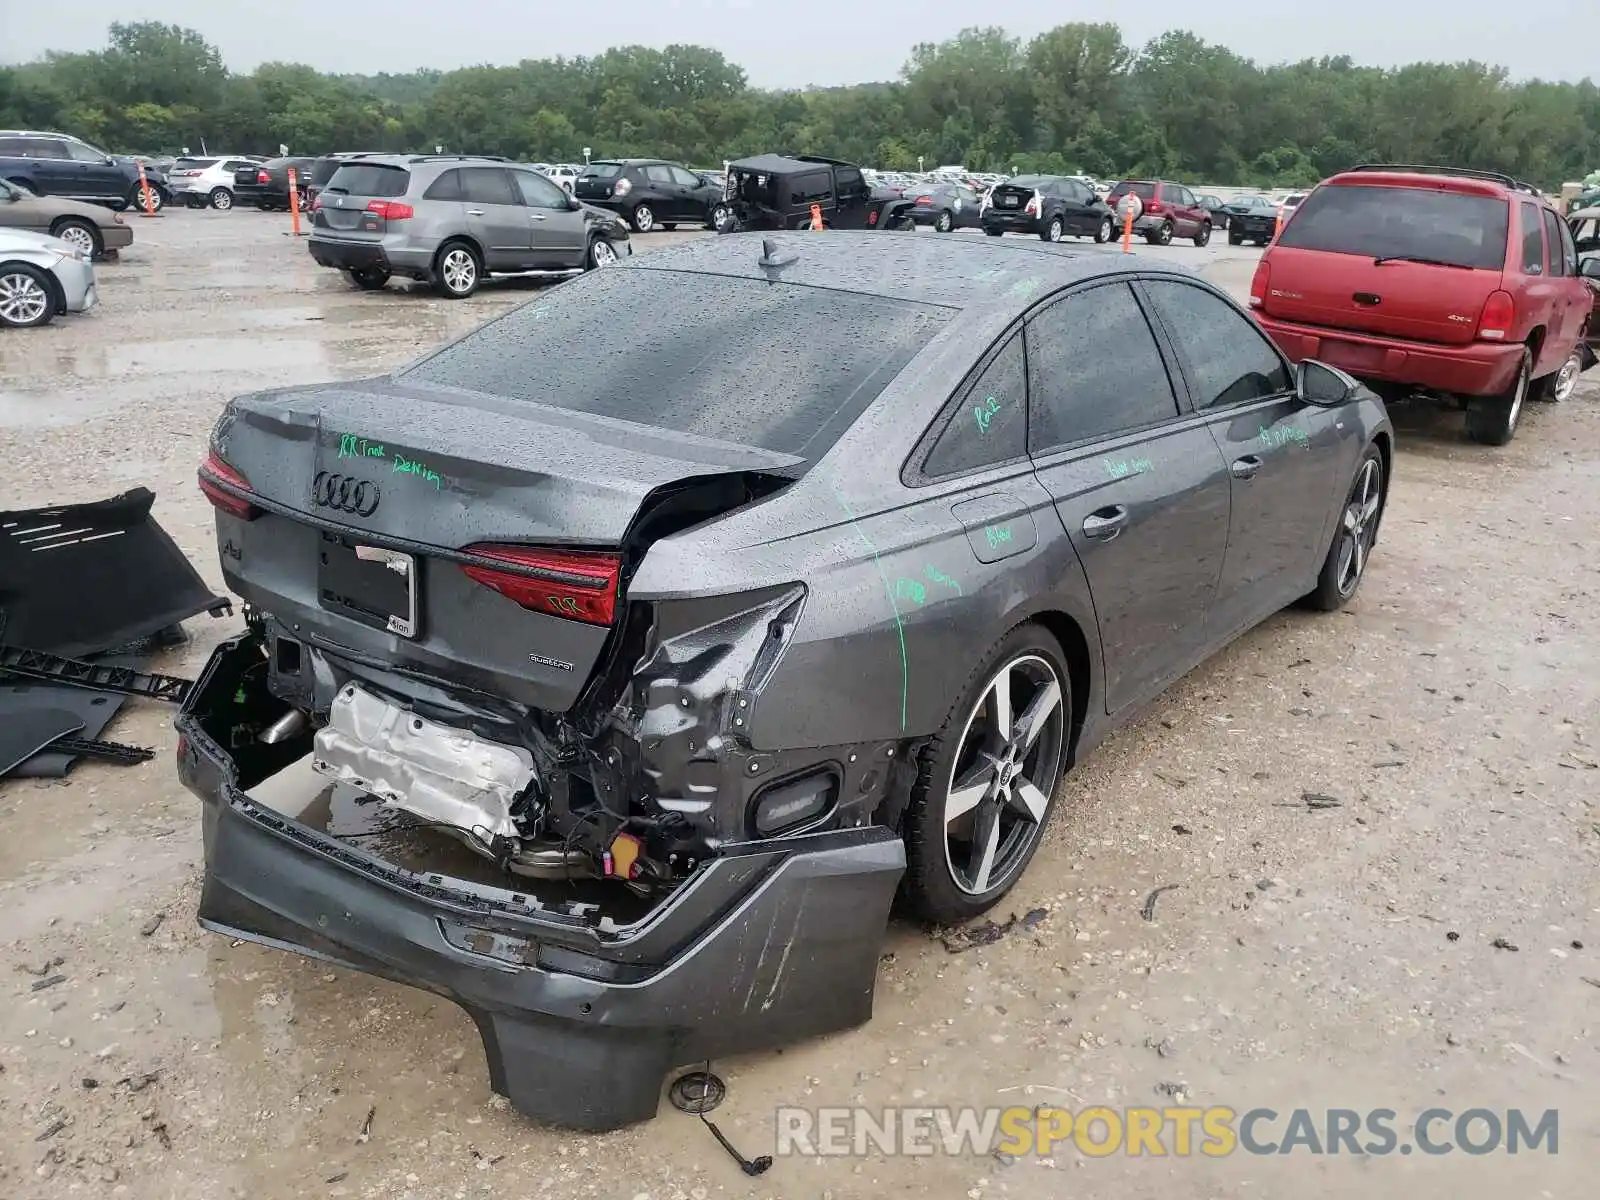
[2,21,1597,187]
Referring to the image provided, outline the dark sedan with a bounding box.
[573,157,729,232]
[1225,194,1279,245]
[908,182,983,231]
[184,233,1391,1132]
[234,157,316,211]
[982,174,1114,242]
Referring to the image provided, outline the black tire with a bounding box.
[901,623,1072,925]
[1148,220,1174,246]
[127,183,163,212]
[1253,238,1268,247]
[893,216,917,231]
[1193,221,1211,247]
[1228,229,1244,245]
[346,267,390,291]
[1041,215,1064,243]
[49,217,101,259]
[0,261,57,328]
[984,227,1003,237]
[661,223,676,231]
[707,203,731,232]
[1465,348,1531,445]
[1306,445,1385,611]
[935,209,954,233]
[209,187,233,211]
[432,240,481,299]
[630,204,655,233]
[1093,215,1113,244]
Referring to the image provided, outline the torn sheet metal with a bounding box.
[0,487,227,657]
[311,683,536,846]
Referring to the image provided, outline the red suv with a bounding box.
[1105,180,1212,246]
[1249,165,1592,445]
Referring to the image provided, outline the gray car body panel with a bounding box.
[181,231,1392,1130]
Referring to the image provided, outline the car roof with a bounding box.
[1569,206,1600,221]
[621,231,1198,314]
[1326,165,1537,199]
[729,154,836,175]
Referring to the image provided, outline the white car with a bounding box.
[166,156,263,210]
[0,227,97,327]
[542,165,580,194]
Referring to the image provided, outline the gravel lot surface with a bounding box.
[1,210,1596,1199]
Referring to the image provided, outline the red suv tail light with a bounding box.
[365,200,413,221]
[198,451,261,521]
[459,546,622,626]
[1477,290,1514,341]
[1249,259,1270,309]
[1144,198,1163,214]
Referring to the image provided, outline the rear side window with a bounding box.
[1109,182,1156,200]
[788,171,833,205]
[0,137,25,155]
[1143,281,1292,409]
[1159,184,1182,203]
[835,166,864,194]
[400,269,954,463]
[644,164,674,184]
[1519,202,1546,274]
[324,163,410,197]
[32,140,69,159]
[582,162,624,179]
[458,167,516,205]
[1026,283,1180,451]
[923,335,1028,478]
[423,169,464,201]
[1276,184,1509,270]
[310,158,345,185]
[1542,208,1573,276]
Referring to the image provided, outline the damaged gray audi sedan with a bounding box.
[179,231,1392,1130]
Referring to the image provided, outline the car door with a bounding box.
[1139,277,1347,638]
[833,165,869,228]
[1541,206,1585,367]
[458,166,533,271]
[1514,201,1563,371]
[639,164,682,220]
[1060,180,1097,234]
[1025,281,1232,715]
[62,137,122,199]
[668,165,712,223]
[512,168,586,269]
[27,138,80,197]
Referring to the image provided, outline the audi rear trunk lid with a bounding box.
[202,378,804,714]
[1259,177,1512,344]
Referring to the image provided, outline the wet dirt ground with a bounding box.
[1,212,1596,1199]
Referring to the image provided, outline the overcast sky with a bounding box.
[3,1,1593,87]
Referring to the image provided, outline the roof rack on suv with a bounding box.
[405,154,509,164]
[1345,164,1540,195]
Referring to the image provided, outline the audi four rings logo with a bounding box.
[312,471,380,516]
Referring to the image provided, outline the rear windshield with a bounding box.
[1006,176,1049,189]
[1278,184,1509,270]
[175,158,216,169]
[323,163,409,197]
[1108,182,1156,199]
[399,269,954,463]
[581,162,624,179]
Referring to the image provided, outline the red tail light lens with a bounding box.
[198,451,261,521]
[1145,199,1163,214]
[915,195,932,205]
[365,200,414,221]
[1249,259,1270,309]
[311,194,322,212]
[257,170,270,184]
[868,209,878,225]
[1477,290,1514,341]
[460,546,622,626]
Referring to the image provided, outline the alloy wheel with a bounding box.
[1048,218,1063,242]
[1551,348,1582,402]
[942,653,1067,896]
[441,248,476,294]
[0,270,51,326]
[936,211,953,232]
[711,204,731,231]
[54,223,96,256]
[1335,457,1382,597]
[590,239,618,267]
[633,205,655,233]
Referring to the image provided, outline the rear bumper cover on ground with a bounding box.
[175,636,905,1131]
[1256,313,1525,395]
[99,226,134,251]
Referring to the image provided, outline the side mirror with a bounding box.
[1296,358,1357,407]
[567,194,581,211]
[1580,256,1600,280]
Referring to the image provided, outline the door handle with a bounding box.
[1231,455,1263,480]
[465,208,485,215]
[1081,505,1129,541]
[529,213,546,220]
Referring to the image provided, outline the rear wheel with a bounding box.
[346,267,390,291]
[902,624,1071,925]
[432,240,481,299]
[630,204,655,233]
[1228,229,1244,245]
[984,227,1003,237]
[1147,220,1174,246]
[50,217,100,258]
[1093,215,1113,243]
[1465,348,1530,445]
[1193,221,1211,247]
[0,263,56,327]
[1041,215,1064,243]
[1306,447,1384,611]
[935,209,954,233]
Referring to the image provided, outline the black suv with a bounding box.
[0,129,170,211]
[574,158,729,233]
[722,154,918,232]
[981,175,1114,243]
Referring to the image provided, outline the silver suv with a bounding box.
[306,154,632,298]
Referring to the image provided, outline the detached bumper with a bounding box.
[175,636,905,1131]
[100,225,134,251]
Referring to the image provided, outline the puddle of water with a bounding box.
[41,337,333,379]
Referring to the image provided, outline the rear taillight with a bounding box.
[365,200,414,221]
[613,177,632,197]
[1145,198,1163,214]
[198,450,261,521]
[915,195,932,205]
[868,209,878,225]
[1249,259,1270,309]
[1025,190,1040,215]
[1477,290,1514,341]
[459,546,622,626]
[257,170,270,184]
[311,195,322,212]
